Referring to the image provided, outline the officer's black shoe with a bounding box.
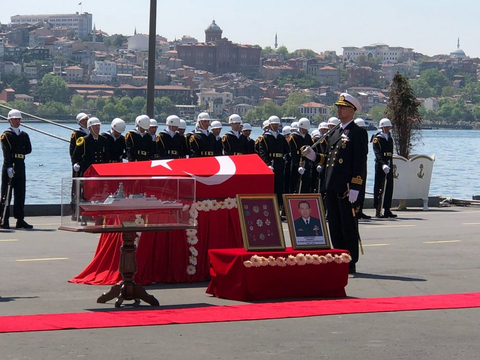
[0,220,10,229]
[384,211,397,218]
[348,265,356,274]
[16,219,33,229]
[358,212,371,219]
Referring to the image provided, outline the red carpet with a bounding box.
[1,292,480,333]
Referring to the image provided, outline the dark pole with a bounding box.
[146,0,157,118]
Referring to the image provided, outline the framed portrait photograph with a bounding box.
[283,194,331,250]
[236,194,286,251]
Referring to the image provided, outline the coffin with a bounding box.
[84,154,274,199]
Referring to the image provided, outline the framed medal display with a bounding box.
[236,194,286,251]
[283,194,331,250]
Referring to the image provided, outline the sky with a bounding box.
[2,0,480,58]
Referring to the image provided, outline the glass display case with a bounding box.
[60,176,196,233]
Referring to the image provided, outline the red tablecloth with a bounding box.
[206,247,349,301]
[70,208,243,285]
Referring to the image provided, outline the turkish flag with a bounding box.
[85,154,273,199]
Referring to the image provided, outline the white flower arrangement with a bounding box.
[185,197,238,276]
[243,253,351,268]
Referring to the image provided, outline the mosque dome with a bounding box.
[205,20,222,32]
[450,38,466,58]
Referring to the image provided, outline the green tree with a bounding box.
[261,46,275,57]
[368,105,387,122]
[36,74,69,103]
[37,101,68,117]
[132,96,146,114]
[70,94,86,113]
[2,99,36,114]
[112,35,128,48]
[281,92,311,118]
[154,96,175,118]
[8,74,30,95]
[385,73,422,158]
[95,98,106,112]
[276,46,290,60]
[119,96,133,109]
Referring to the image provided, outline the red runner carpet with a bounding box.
[1,292,480,333]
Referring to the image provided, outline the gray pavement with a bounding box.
[1,206,480,359]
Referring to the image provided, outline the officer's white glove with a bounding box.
[382,165,390,174]
[348,189,359,203]
[298,167,305,175]
[73,163,81,172]
[268,166,274,171]
[316,165,322,173]
[302,146,316,162]
[7,167,14,178]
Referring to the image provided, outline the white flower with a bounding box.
[189,207,198,219]
[187,235,198,245]
[219,200,226,210]
[202,199,213,211]
[186,265,196,275]
[286,255,297,266]
[276,257,287,267]
[341,253,352,263]
[305,254,314,264]
[194,201,205,211]
[251,255,262,267]
[189,256,198,266]
[224,197,236,210]
[296,253,307,266]
[312,254,321,265]
[182,204,191,212]
[189,246,198,257]
[260,257,269,266]
[268,256,277,266]
[243,260,253,268]
[211,201,221,211]
[186,228,197,236]
[334,255,343,264]
[188,217,198,226]
[325,253,335,263]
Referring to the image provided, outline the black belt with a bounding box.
[233,152,244,155]
[201,151,214,156]
[270,153,283,158]
[136,150,148,156]
[13,154,25,159]
[167,150,178,155]
[383,152,392,156]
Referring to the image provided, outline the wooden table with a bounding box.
[61,224,195,307]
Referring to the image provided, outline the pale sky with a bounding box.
[2,0,479,58]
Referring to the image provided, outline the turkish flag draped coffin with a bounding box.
[84,154,274,199]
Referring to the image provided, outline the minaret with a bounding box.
[457,37,460,49]
[274,33,278,49]
[134,27,137,35]
[92,24,96,42]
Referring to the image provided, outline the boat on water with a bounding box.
[80,183,183,212]
[364,118,378,131]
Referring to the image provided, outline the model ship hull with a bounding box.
[80,201,183,213]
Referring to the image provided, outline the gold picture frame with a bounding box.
[282,194,331,250]
[236,194,286,251]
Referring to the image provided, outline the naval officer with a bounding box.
[303,93,368,273]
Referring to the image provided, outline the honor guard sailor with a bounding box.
[241,123,255,154]
[101,118,126,163]
[257,115,289,207]
[0,109,33,229]
[372,118,396,218]
[222,114,248,156]
[72,117,109,175]
[156,115,186,159]
[303,93,368,274]
[190,112,217,157]
[125,115,155,161]
[288,117,313,193]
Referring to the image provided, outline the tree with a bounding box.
[385,72,422,158]
[276,46,290,60]
[368,105,387,122]
[36,74,69,103]
[112,35,128,48]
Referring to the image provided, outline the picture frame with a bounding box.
[236,194,286,251]
[282,194,331,250]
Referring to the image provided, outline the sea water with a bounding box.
[0,122,478,204]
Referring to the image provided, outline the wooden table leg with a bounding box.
[97,231,159,307]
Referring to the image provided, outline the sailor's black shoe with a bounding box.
[0,221,10,229]
[16,219,33,229]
